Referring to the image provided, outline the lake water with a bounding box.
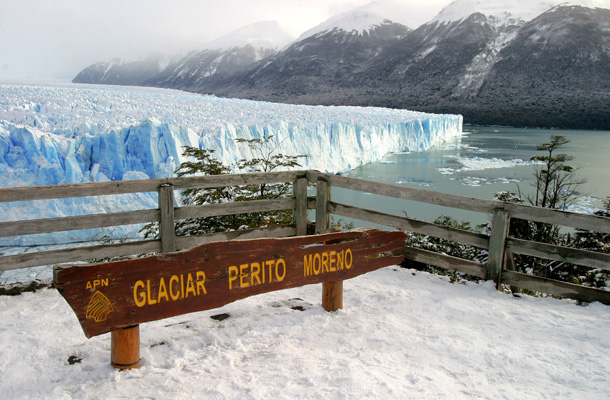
[1,125,607,284]
[335,126,610,228]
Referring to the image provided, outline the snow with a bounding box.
[1,266,609,399]
[0,82,461,246]
[296,9,392,42]
[204,21,294,51]
[433,0,610,25]
[355,0,436,30]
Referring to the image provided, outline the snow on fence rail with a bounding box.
[1,170,610,305]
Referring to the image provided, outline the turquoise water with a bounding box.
[335,126,610,228]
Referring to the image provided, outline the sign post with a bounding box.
[54,229,407,368]
[111,325,140,370]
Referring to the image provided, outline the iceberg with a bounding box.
[0,82,462,246]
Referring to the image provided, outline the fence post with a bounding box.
[315,177,342,311]
[315,177,331,235]
[159,183,176,253]
[486,209,510,289]
[293,173,308,237]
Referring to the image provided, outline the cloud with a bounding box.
[0,0,451,80]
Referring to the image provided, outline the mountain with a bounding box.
[145,21,294,91]
[199,1,610,129]
[345,1,551,112]
[72,21,294,91]
[72,1,610,129]
[472,4,610,128]
[366,0,610,128]
[204,10,411,103]
[72,53,168,86]
[355,2,607,128]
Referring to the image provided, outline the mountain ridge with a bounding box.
[72,1,610,129]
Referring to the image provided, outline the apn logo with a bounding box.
[86,291,114,322]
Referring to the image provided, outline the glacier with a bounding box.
[0,82,462,246]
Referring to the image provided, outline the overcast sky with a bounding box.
[0,0,451,81]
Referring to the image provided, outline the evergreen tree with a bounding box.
[521,135,586,244]
[403,135,608,290]
[497,136,609,288]
[141,137,305,238]
[233,136,306,228]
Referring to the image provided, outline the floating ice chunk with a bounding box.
[439,156,541,175]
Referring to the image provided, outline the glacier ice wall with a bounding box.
[0,82,462,246]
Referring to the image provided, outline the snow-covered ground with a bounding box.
[1,267,608,399]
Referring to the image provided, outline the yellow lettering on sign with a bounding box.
[169,275,180,301]
[329,251,337,271]
[185,274,196,298]
[265,260,275,282]
[345,248,353,269]
[196,271,207,295]
[313,253,321,275]
[304,249,353,277]
[275,259,286,281]
[228,266,239,290]
[132,271,207,307]
[227,258,286,290]
[134,280,146,307]
[85,278,109,290]
[158,278,169,302]
[146,280,157,305]
[240,263,250,288]
[251,262,261,285]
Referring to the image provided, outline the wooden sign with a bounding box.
[54,229,406,338]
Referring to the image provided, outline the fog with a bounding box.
[0,0,450,81]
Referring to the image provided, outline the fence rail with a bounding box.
[1,170,609,304]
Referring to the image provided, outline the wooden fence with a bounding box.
[1,170,609,304]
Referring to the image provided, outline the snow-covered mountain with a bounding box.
[387,0,610,128]
[73,21,293,90]
[145,21,294,92]
[472,3,610,127]
[204,10,411,104]
[433,0,610,24]
[72,1,610,129]
[204,20,293,51]
[72,53,169,85]
[295,9,407,41]
[214,0,610,129]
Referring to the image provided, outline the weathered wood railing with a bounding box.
[1,170,609,304]
[0,171,305,270]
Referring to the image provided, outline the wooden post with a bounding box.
[322,281,343,311]
[315,178,331,234]
[315,178,344,311]
[293,174,308,236]
[159,183,176,253]
[486,209,510,289]
[111,325,140,370]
